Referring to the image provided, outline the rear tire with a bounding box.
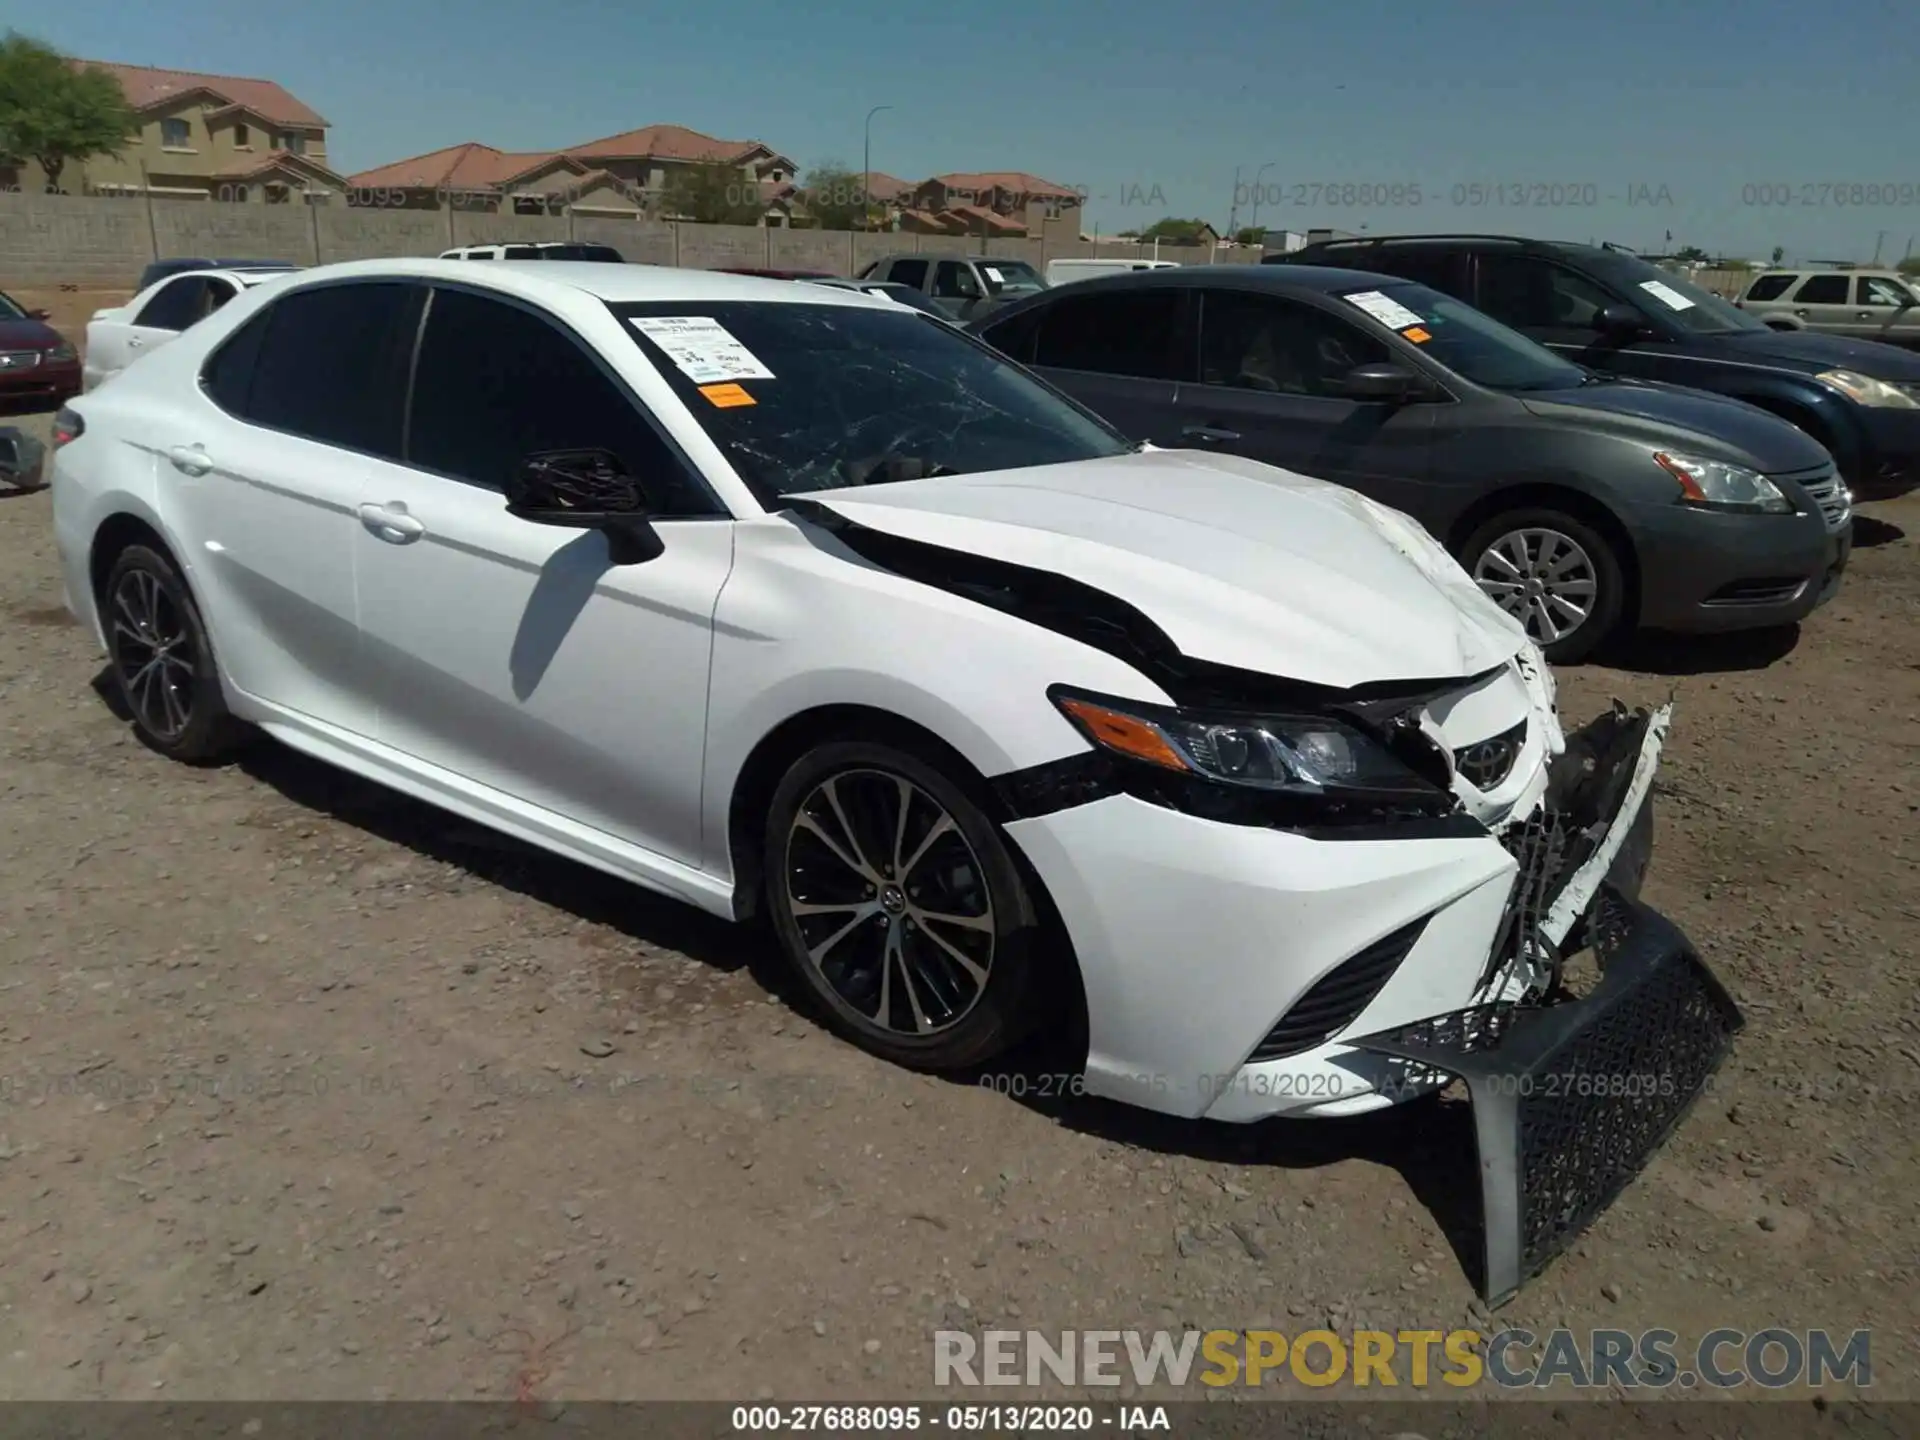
[762,738,1046,1071]
[102,543,245,763]
[1458,508,1626,664]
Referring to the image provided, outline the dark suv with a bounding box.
[1274,236,1920,499]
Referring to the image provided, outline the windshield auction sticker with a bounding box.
[628,316,775,383]
[697,382,756,408]
[1638,279,1696,310]
[1342,289,1427,330]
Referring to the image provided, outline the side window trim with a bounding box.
[398,281,728,519]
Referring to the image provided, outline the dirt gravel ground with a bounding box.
[0,400,1915,1407]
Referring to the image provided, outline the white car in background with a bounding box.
[84,267,296,391]
[47,258,1739,1304]
[1043,257,1180,286]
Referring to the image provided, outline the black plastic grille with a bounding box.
[1453,721,1527,790]
[1515,934,1739,1276]
[1249,917,1427,1062]
[1480,808,1571,995]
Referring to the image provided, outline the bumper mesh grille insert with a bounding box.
[1249,917,1427,1062]
[1514,906,1737,1278]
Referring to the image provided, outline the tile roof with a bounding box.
[946,203,1025,234]
[861,172,914,201]
[929,171,1079,199]
[347,143,561,190]
[564,124,779,164]
[76,59,328,128]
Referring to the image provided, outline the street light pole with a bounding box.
[1248,161,1277,232]
[863,105,893,232]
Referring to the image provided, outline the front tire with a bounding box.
[1459,508,1625,664]
[102,543,244,763]
[763,739,1045,1070]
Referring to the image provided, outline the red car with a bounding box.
[712,267,838,280]
[0,288,81,412]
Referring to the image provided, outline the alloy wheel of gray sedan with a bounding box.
[1471,527,1600,646]
[782,768,997,1037]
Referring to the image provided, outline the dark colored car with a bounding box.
[969,265,1852,662]
[135,258,297,292]
[1274,236,1920,499]
[713,267,837,280]
[856,253,1047,322]
[0,288,82,413]
[803,277,956,319]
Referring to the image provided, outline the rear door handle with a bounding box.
[1181,425,1241,444]
[358,501,425,543]
[167,444,212,475]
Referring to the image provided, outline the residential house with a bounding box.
[0,60,344,201]
[346,125,796,220]
[896,172,1083,239]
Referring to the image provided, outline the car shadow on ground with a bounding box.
[939,1021,1495,1295]
[1850,513,1904,548]
[88,670,1498,1295]
[1596,622,1801,676]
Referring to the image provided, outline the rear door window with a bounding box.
[1032,289,1186,378]
[209,280,421,459]
[135,276,210,331]
[1791,274,1850,304]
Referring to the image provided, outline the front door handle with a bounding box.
[358,502,425,543]
[167,444,212,475]
[1181,425,1242,444]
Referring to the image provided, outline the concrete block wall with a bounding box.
[0,191,1220,288]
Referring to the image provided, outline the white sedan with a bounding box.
[47,258,1739,1303]
[83,266,295,391]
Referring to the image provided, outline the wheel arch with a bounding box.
[1444,483,1644,628]
[1729,388,1858,477]
[723,699,1091,1061]
[88,509,177,607]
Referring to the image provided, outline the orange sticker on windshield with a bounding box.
[1402,326,1431,343]
[699,383,756,407]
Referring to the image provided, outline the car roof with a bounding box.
[1014,262,1431,295]
[269,257,901,309]
[1292,234,1620,264]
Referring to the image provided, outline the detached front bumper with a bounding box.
[1351,892,1741,1305]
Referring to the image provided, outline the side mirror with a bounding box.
[29,308,51,321]
[1592,303,1648,338]
[1341,362,1417,401]
[505,449,663,565]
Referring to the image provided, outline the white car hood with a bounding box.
[801,449,1529,690]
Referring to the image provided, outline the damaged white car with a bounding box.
[49,260,1741,1303]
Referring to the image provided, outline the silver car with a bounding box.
[1738,269,1920,346]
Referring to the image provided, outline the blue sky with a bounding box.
[32,0,1920,262]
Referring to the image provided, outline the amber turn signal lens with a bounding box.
[1058,698,1190,773]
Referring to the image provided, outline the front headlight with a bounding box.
[1653,451,1794,515]
[1050,688,1444,800]
[44,343,76,363]
[1816,369,1919,409]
